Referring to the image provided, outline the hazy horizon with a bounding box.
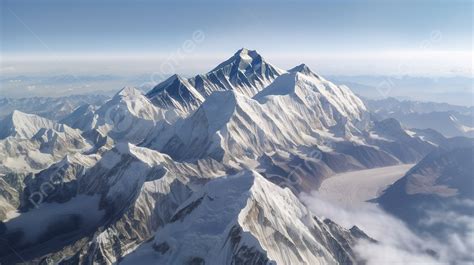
[1,0,473,105]
[2,0,472,76]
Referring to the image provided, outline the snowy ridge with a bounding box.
[18,152,101,210]
[60,104,98,130]
[144,60,434,194]
[199,48,285,97]
[365,118,437,163]
[64,144,227,264]
[122,171,367,265]
[79,143,225,208]
[0,110,63,139]
[257,66,367,121]
[150,90,304,163]
[0,143,226,263]
[0,111,92,174]
[146,75,205,115]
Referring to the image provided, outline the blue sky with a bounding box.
[0,0,472,76]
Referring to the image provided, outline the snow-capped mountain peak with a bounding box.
[255,70,367,121]
[188,48,285,98]
[288,63,322,80]
[288,63,312,74]
[116,86,144,98]
[62,85,179,144]
[209,48,284,77]
[106,86,163,121]
[212,48,262,71]
[146,49,285,114]
[0,110,60,139]
[0,110,94,174]
[147,74,192,97]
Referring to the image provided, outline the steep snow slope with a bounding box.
[60,104,98,130]
[78,143,225,207]
[267,65,367,121]
[254,68,368,135]
[0,152,101,221]
[150,90,296,162]
[0,110,62,139]
[146,74,205,115]
[143,50,433,173]
[66,145,227,264]
[0,112,100,220]
[122,171,369,265]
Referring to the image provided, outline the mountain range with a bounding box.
[0,49,469,265]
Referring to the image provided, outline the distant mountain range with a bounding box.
[0,95,109,121]
[331,75,474,106]
[365,97,474,138]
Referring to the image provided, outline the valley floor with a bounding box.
[317,164,414,208]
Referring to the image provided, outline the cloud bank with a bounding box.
[300,191,473,264]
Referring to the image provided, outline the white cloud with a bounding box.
[300,191,473,264]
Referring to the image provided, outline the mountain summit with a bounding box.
[146,49,284,114]
[209,48,283,78]
[289,63,315,75]
[0,110,62,139]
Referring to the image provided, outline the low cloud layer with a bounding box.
[300,191,472,264]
